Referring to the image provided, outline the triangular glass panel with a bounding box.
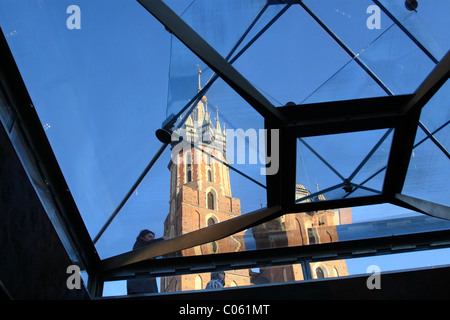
[377,0,450,62]
[231,4,351,106]
[301,58,388,104]
[351,129,394,194]
[402,81,450,207]
[163,0,272,59]
[303,0,436,95]
[297,129,392,203]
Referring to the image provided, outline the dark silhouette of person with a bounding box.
[205,271,225,289]
[126,229,166,294]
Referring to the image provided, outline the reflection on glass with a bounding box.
[159,261,347,293]
[103,260,350,296]
[301,58,388,104]
[302,0,436,96]
[164,82,249,258]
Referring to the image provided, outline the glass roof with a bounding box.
[1,0,449,297]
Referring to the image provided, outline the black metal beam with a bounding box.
[267,95,409,209]
[266,122,296,208]
[382,109,421,196]
[279,95,410,137]
[392,194,450,221]
[103,264,450,300]
[101,226,450,282]
[291,194,386,213]
[99,205,283,271]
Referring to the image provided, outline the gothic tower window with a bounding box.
[207,191,214,210]
[333,267,339,277]
[187,167,192,183]
[307,227,319,244]
[207,217,216,226]
[186,151,192,183]
[316,267,325,279]
[210,241,218,253]
[207,169,212,182]
[206,216,219,253]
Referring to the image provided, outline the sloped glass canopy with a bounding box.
[1,0,449,298]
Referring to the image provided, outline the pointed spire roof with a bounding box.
[215,107,222,132]
[197,64,208,103]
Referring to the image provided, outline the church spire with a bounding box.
[215,107,222,132]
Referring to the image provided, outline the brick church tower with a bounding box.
[161,70,252,292]
[160,71,352,292]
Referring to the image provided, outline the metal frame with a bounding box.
[101,227,450,283]
[1,0,450,298]
[103,0,450,294]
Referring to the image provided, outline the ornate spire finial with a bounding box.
[197,64,202,92]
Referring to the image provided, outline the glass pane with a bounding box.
[356,22,435,94]
[164,0,271,59]
[164,1,288,116]
[301,58,388,104]
[94,146,172,259]
[296,129,392,203]
[303,0,436,96]
[250,205,450,251]
[0,0,174,243]
[232,4,351,106]
[377,0,450,62]
[402,136,450,207]
[347,248,450,276]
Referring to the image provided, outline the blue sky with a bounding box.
[1,0,449,296]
